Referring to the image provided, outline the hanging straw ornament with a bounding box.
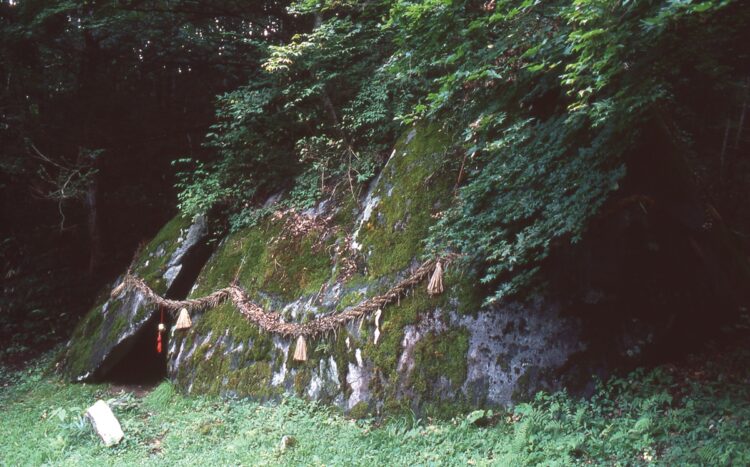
[293,336,308,362]
[427,260,444,296]
[175,308,192,330]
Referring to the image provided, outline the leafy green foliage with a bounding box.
[175,1,402,219]
[428,115,626,300]
[174,0,749,303]
[404,0,747,302]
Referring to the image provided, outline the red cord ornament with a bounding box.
[156,308,165,353]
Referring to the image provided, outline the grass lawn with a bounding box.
[2,345,750,466]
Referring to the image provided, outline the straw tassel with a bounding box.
[293,336,308,362]
[427,260,444,296]
[175,308,192,330]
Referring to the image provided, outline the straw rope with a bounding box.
[112,254,459,339]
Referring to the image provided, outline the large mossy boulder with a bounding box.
[64,122,748,414]
[165,124,584,412]
[62,215,209,381]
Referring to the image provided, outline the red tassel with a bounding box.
[156,306,165,353]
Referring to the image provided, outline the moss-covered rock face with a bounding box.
[63,124,592,413]
[352,124,454,277]
[165,124,585,414]
[62,215,209,381]
[63,122,750,413]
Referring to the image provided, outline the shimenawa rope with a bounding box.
[110,254,457,340]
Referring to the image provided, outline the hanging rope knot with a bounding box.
[427,259,444,296]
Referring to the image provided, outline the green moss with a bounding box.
[172,298,285,398]
[335,289,367,312]
[103,311,130,344]
[191,216,334,303]
[348,401,370,419]
[172,332,197,388]
[77,306,104,340]
[511,370,534,404]
[61,307,104,376]
[183,335,277,398]
[171,211,340,398]
[172,333,215,392]
[410,328,469,397]
[270,342,286,374]
[263,233,332,300]
[332,191,361,228]
[356,286,452,408]
[447,269,484,316]
[357,123,455,278]
[363,288,433,376]
[193,303,273,362]
[189,348,227,394]
[329,331,354,392]
[294,368,312,396]
[224,362,276,399]
[134,215,194,293]
[383,397,410,415]
[174,301,285,398]
[189,222,274,297]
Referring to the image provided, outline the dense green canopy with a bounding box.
[1,0,749,326]
[173,0,750,302]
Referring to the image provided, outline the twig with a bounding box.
[346,146,359,207]
[454,150,469,192]
[29,142,66,170]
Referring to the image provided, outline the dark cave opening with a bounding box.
[98,238,214,385]
[105,310,172,384]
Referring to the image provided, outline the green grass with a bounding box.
[2,347,750,466]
